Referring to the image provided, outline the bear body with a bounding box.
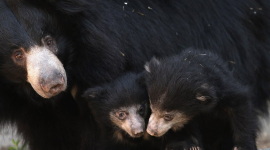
[59,0,270,113]
[145,49,258,150]
[0,1,95,150]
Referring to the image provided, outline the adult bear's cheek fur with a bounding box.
[26,46,67,98]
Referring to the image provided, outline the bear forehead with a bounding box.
[6,1,57,42]
[0,2,32,47]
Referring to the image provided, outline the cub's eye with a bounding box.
[138,105,145,115]
[164,114,173,121]
[116,111,127,120]
[13,50,24,60]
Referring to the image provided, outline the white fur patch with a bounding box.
[257,102,270,149]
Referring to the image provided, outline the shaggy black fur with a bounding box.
[145,49,258,150]
[52,0,270,112]
[0,0,269,149]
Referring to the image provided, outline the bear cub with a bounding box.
[83,72,201,150]
[83,73,158,150]
[145,49,258,150]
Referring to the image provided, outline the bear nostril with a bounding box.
[40,80,50,93]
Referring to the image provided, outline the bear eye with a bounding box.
[13,50,24,60]
[46,38,54,47]
[138,105,145,115]
[47,39,53,46]
[164,114,173,121]
[116,111,127,120]
[43,36,55,47]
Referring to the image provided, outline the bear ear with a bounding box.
[144,57,161,73]
[82,86,105,99]
[196,83,216,102]
[151,57,161,66]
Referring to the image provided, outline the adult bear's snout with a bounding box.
[26,46,67,98]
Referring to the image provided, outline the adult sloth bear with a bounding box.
[0,1,95,150]
[0,0,270,150]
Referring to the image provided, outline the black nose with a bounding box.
[40,72,65,95]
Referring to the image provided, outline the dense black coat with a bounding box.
[54,0,270,111]
[145,49,258,150]
[0,0,269,150]
[57,0,270,148]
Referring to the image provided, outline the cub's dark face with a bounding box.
[109,103,148,139]
[83,73,150,142]
[0,1,70,99]
[144,57,217,137]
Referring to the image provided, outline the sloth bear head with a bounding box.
[0,1,72,99]
[83,73,150,144]
[144,53,218,137]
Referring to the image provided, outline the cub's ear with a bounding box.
[82,86,105,99]
[144,57,160,73]
[151,57,161,65]
[196,83,216,102]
